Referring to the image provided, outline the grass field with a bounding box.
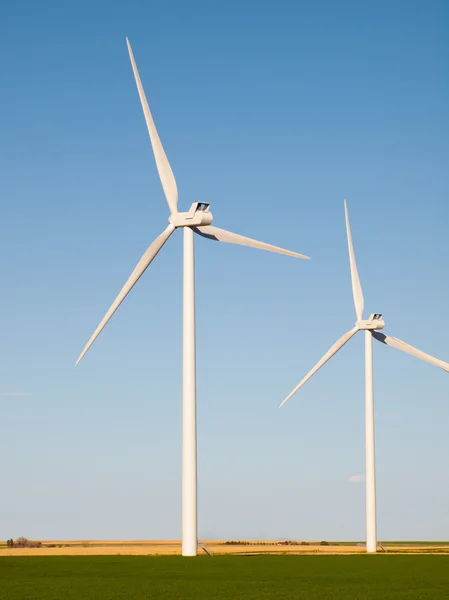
[1,555,448,599]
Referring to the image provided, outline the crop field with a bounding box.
[1,555,448,600]
[2,539,449,556]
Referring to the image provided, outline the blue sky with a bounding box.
[1,0,448,542]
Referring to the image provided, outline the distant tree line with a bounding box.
[278,540,309,546]
[6,537,42,548]
[224,540,313,546]
[224,541,269,546]
[223,540,334,547]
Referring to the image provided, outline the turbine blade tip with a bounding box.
[75,352,85,367]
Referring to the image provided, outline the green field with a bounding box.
[1,555,448,599]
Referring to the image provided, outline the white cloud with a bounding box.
[348,475,365,483]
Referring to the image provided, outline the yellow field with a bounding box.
[1,540,448,556]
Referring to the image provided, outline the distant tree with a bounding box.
[16,537,29,547]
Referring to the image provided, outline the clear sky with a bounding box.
[1,0,448,542]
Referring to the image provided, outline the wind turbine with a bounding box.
[76,39,309,557]
[280,200,449,553]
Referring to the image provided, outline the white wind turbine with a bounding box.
[280,200,449,553]
[76,39,309,557]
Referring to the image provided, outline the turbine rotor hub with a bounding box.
[169,202,213,228]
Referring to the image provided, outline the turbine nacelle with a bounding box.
[357,313,385,331]
[169,202,213,228]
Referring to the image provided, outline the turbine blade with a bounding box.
[372,331,449,372]
[126,38,178,215]
[76,224,175,365]
[344,200,364,320]
[280,327,359,407]
[194,225,309,259]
